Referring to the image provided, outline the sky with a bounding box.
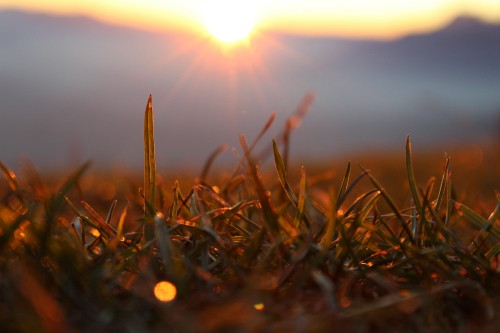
[1,0,500,39]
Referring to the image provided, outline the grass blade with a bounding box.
[273,139,298,205]
[0,161,19,191]
[336,162,351,206]
[358,163,416,245]
[435,155,450,213]
[144,94,156,242]
[319,189,337,250]
[405,136,424,218]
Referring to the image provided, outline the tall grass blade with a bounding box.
[143,94,156,242]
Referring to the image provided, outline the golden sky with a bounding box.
[1,0,500,39]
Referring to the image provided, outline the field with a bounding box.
[0,97,499,333]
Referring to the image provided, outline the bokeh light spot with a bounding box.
[254,303,265,310]
[154,281,177,303]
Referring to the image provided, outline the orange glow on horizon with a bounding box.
[1,1,500,39]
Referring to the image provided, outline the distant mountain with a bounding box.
[1,10,499,169]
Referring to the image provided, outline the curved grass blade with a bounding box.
[105,200,118,225]
[47,161,91,219]
[336,162,351,206]
[200,144,229,184]
[241,135,280,236]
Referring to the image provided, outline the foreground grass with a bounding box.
[0,97,499,332]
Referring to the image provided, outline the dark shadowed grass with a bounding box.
[0,96,499,332]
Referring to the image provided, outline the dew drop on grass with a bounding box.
[154,281,177,303]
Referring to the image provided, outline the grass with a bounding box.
[0,95,499,333]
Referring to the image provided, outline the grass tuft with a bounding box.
[0,95,498,332]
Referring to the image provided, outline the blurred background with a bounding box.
[1,1,499,171]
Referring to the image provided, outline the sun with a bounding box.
[201,0,258,44]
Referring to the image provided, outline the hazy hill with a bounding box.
[1,10,499,170]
